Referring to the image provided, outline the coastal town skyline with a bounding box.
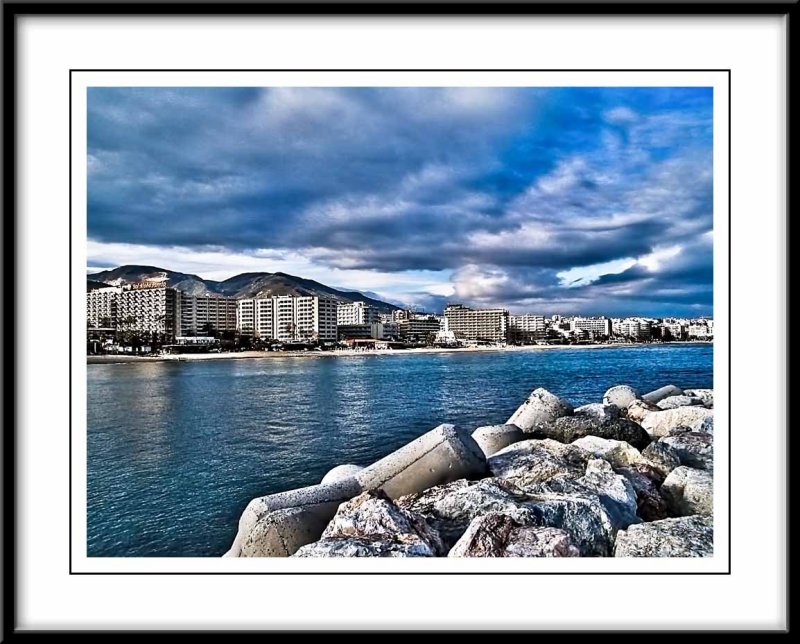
[88,86,713,317]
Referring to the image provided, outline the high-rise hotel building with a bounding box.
[237,295,338,342]
[179,294,237,336]
[115,284,180,338]
[443,304,509,343]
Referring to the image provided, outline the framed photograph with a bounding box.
[4,1,790,634]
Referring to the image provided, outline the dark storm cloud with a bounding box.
[88,86,714,315]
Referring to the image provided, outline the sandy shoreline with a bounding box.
[86,341,711,365]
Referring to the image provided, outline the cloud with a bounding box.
[87,86,713,316]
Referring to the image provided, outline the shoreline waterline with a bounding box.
[86,341,712,365]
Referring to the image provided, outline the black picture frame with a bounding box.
[2,1,793,636]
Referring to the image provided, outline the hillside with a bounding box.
[86,265,400,311]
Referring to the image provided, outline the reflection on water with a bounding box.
[87,344,713,557]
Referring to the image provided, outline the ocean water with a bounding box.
[86,343,713,557]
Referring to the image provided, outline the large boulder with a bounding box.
[530,416,651,450]
[661,466,713,516]
[355,423,487,499]
[657,395,705,410]
[293,490,445,557]
[641,441,682,479]
[571,435,644,469]
[522,491,618,556]
[574,403,620,423]
[508,388,573,432]
[321,464,364,484]
[229,477,362,557]
[642,385,685,404]
[684,388,714,408]
[615,465,670,521]
[614,515,713,557]
[531,459,640,533]
[640,407,714,439]
[396,478,535,548]
[660,432,713,471]
[472,423,525,457]
[448,513,580,558]
[487,439,591,489]
[625,399,661,423]
[603,385,639,409]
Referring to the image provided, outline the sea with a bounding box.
[86,343,713,557]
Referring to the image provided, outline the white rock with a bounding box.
[472,423,525,457]
[640,406,714,439]
[661,466,713,516]
[321,464,364,484]
[603,385,639,409]
[571,435,644,469]
[614,515,713,557]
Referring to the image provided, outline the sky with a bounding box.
[87,86,713,317]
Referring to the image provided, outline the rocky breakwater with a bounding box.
[225,383,714,558]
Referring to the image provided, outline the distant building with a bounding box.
[687,323,713,340]
[571,316,611,338]
[616,318,653,341]
[444,304,509,343]
[398,315,442,341]
[116,285,180,339]
[86,286,121,328]
[337,301,381,326]
[509,314,546,342]
[179,293,237,336]
[237,295,338,342]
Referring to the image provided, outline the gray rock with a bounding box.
[615,466,670,521]
[660,432,713,471]
[571,435,645,469]
[661,466,713,516]
[614,515,713,557]
[641,407,714,439]
[396,478,533,548]
[625,399,661,423]
[575,403,620,423]
[448,513,579,557]
[508,388,574,432]
[355,423,487,499]
[472,423,525,457]
[641,441,682,479]
[229,477,363,557]
[684,388,714,408]
[530,416,651,450]
[691,415,714,434]
[531,459,640,533]
[522,491,617,556]
[294,537,435,557]
[321,464,364,484]
[293,490,445,557]
[401,474,616,556]
[642,385,685,404]
[487,439,591,489]
[656,395,705,410]
[603,385,640,409]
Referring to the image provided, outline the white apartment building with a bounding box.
[337,301,381,325]
[116,285,180,338]
[571,316,611,337]
[510,314,546,340]
[86,286,122,328]
[179,294,237,336]
[615,318,653,340]
[444,304,509,343]
[237,295,338,342]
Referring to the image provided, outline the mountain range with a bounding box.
[86,265,402,312]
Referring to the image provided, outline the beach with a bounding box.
[86,341,711,364]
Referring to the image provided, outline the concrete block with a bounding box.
[507,388,573,432]
[642,385,685,404]
[227,477,362,557]
[321,464,364,484]
[355,424,487,499]
[471,423,525,457]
